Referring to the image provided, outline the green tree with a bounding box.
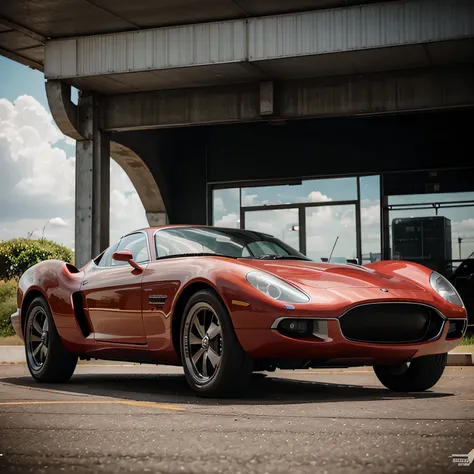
[0,238,74,282]
[0,281,17,337]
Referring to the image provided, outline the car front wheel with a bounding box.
[180,289,253,398]
[25,296,77,382]
[373,353,447,392]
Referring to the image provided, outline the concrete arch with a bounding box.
[46,79,167,228]
[110,141,167,226]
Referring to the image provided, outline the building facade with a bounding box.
[1,0,473,269]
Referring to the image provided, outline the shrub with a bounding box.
[0,281,17,337]
[0,238,74,282]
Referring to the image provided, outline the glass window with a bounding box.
[154,227,309,260]
[244,208,300,250]
[241,177,357,208]
[212,188,240,228]
[112,233,149,266]
[360,175,381,264]
[95,243,118,267]
[388,194,474,275]
[389,191,474,205]
[306,204,357,263]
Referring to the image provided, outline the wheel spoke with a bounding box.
[32,320,42,335]
[30,334,41,342]
[41,344,47,361]
[189,333,202,345]
[42,317,48,332]
[193,319,205,338]
[207,322,221,340]
[202,351,208,378]
[207,347,220,368]
[33,342,43,357]
[192,347,204,365]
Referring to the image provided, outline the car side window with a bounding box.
[111,233,149,266]
[96,243,118,268]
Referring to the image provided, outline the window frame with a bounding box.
[92,230,151,269]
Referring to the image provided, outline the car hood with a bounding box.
[241,260,425,292]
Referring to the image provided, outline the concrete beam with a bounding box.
[0,46,43,71]
[101,66,474,132]
[0,18,46,44]
[46,80,84,140]
[44,0,474,81]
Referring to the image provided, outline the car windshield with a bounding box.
[154,227,311,260]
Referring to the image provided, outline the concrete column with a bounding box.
[75,93,110,268]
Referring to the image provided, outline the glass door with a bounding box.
[243,208,300,251]
[305,204,358,263]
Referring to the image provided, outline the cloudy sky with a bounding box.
[0,57,148,250]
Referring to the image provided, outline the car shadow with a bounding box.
[1,371,454,406]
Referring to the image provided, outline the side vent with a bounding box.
[66,263,80,274]
[72,292,91,338]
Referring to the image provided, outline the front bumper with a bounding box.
[10,310,23,341]
[235,316,466,365]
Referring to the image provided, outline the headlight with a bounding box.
[429,271,463,307]
[246,271,310,303]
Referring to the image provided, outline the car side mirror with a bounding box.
[112,250,143,272]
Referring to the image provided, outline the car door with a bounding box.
[82,232,150,344]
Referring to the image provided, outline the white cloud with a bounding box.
[454,218,474,234]
[242,194,258,206]
[215,212,240,228]
[213,196,225,213]
[62,135,76,147]
[308,191,332,203]
[48,217,68,227]
[0,95,147,250]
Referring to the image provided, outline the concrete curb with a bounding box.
[447,352,474,366]
[0,346,473,366]
[0,346,25,363]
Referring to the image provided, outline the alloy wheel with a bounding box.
[183,302,223,383]
[26,307,49,371]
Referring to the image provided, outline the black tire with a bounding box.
[373,353,448,392]
[24,296,77,383]
[180,289,253,398]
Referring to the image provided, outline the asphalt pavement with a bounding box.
[0,363,472,474]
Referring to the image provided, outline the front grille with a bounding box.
[339,303,444,344]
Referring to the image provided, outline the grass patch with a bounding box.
[0,280,17,338]
[460,334,474,346]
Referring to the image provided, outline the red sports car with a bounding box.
[11,226,467,397]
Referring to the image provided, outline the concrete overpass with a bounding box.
[1,0,473,266]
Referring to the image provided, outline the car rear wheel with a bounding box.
[373,353,447,392]
[25,296,77,382]
[180,289,253,398]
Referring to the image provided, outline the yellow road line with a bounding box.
[291,370,373,374]
[0,400,184,411]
